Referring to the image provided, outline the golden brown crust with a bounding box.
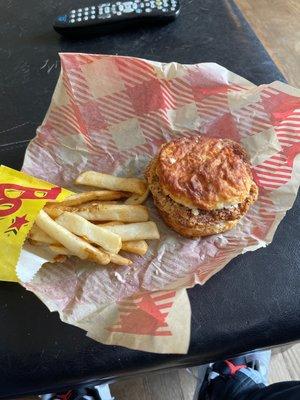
[145,149,258,238]
[156,136,254,211]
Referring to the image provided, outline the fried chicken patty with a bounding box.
[146,155,258,237]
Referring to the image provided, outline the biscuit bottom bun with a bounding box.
[146,136,258,237]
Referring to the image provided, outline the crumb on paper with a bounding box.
[192,209,199,216]
[155,269,159,275]
[54,255,68,263]
[114,271,125,283]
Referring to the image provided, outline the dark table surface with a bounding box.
[1,0,299,398]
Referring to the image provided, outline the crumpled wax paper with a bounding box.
[19,53,300,353]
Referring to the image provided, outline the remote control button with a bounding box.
[84,16,88,20]
[135,8,142,13]
[70,18,75,23]
[58,15,67,22]
[91,14,96,19]
[123,2,134,12]
[162,7,167,11]
[84,7,89,10]
[78,8,82,12]
[171,6,175,10]
[145,7,151,12]
[104,6,110,13]
[78,12,82,16]
[77,17,82,21]
[91,9,95,14]
[70,9,75,13]
[132,3,138,9]
[118,4,124,11]
[116,11,122,15]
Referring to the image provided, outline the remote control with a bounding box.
[53,1,181,36]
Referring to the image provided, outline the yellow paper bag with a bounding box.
[0,166,72,282]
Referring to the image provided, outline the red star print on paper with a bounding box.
[5,215,29,235]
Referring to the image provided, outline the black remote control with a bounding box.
[53,1,181,36]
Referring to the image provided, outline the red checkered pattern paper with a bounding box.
[21,53,300,353]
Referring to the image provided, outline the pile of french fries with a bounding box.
[28,171,160,267]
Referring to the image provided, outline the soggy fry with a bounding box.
[99,221,124,226]
[44,204,75,218]
[109,253,132,266]
[102,221,160,241]
[28,224,57,245]
[76,171,146,195]
[121,240,148,256]
[49,244,70,256]
[30,168,160,269]
[76,204,149,223]
[77,201,119,208]
[35,210,110,265]
[58,190,129,206]
[125,187,150,205]
[56,212,122,254]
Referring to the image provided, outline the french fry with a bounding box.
[99,221,124,226]
[56,212,122,254]
[57,191,129,207]
[50,243,132,266]
[76,171,146,195]
[121,240,148,256]
[125,187,150,205]
[102,221,160,241]
[109,253,132,266]
[28,224,57,245]
[76,204,149,223]
[77,201,119,208]
[44,201,121,219]
[27,238,44,246]
[44,204,75,218]
[35,210,110,265]
[49,244,70,256]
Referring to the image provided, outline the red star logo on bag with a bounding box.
[5,214,29,235]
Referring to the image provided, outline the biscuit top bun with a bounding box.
[156,136,254,211]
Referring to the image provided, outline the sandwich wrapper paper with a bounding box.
[1,53,300,354]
